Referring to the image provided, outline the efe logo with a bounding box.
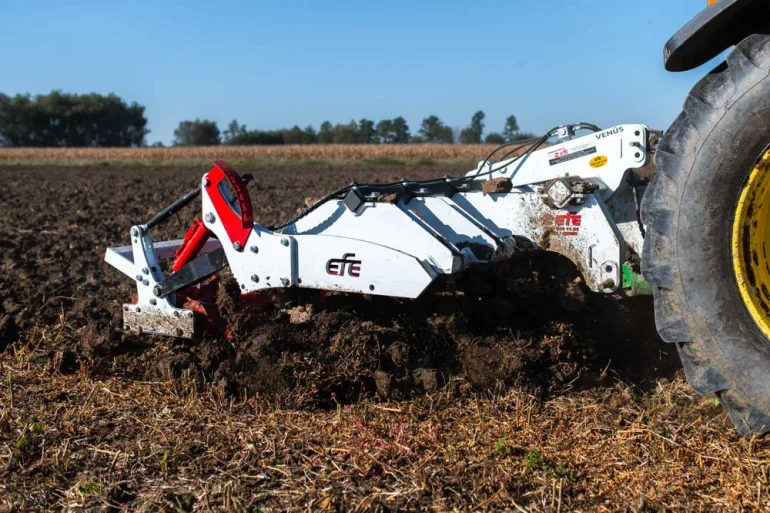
[542,212,582,236]
[326,253,362,277]
[551,148,569,158]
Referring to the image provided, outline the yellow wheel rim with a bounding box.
[733,149,770,339]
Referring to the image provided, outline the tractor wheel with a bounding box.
[642,32,770,436]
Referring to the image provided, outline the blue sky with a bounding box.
[1,0,718,144]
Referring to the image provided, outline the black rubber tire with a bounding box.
[642,32,770,436]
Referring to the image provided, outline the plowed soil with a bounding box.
[1,163,767,512]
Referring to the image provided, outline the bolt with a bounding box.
[204,212,215,223]
[150,299,157,306]
[174,311,180,318]
[369,284,375,291]
[634,152,641,159]
[280,277,290,286]
[136,307,141,313]
[250,245,259,253]
[153,285,162,297]
[136,274,143,281]
[251,275,259,283]
[203,177,210,187]
[233,241,242,251]
[187,311,194,319]
[142,267,149,275]
[131,227,139,237]
[123,306,129,312]
[240,284,246,290]
[143,279,149,286]
[281,238,289,247]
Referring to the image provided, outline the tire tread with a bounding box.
[643,35,770,436]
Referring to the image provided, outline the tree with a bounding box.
[419,115,453,143]
[391,117,410,143]
[331,120,358,144]
[375,117,411,143]
[227,129,283,145]
[173,119,220,146]
[510,131,537,142]
[502,115,520,142]
[460,111,485,144]
[485,132,505,144]
[357,118,376,144]
[223,119,247,143]
[282,125,305,145]
[302,125,317,144]
[0,91,148,147]
[374,119,393,143]
[419,115,440,140]
[318,121,334,144]
[0,94,10,147]
[282,125,317,144]
[459,128,474,144]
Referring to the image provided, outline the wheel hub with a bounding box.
[732,148,770,338]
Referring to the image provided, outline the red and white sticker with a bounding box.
[547,143,597,166]
[542,212,581,236]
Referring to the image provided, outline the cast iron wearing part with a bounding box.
[124,304,195,339]
[153,248,228,298]
[663,0,769,72]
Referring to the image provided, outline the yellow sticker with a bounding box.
[589,155,608,168]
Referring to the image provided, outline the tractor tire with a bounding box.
[642,32,770,436]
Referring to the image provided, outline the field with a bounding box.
[2,161,770,512]
[0,144,511,166]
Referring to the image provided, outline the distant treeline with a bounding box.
[178,113,536,147]
[0,92,148,147]
[0,91,535,148]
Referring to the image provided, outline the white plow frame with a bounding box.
[105,124,651,338]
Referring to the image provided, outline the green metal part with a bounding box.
[621,262,653,296]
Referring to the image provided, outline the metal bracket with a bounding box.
[153,248,228,298]
[539,177,599,209]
